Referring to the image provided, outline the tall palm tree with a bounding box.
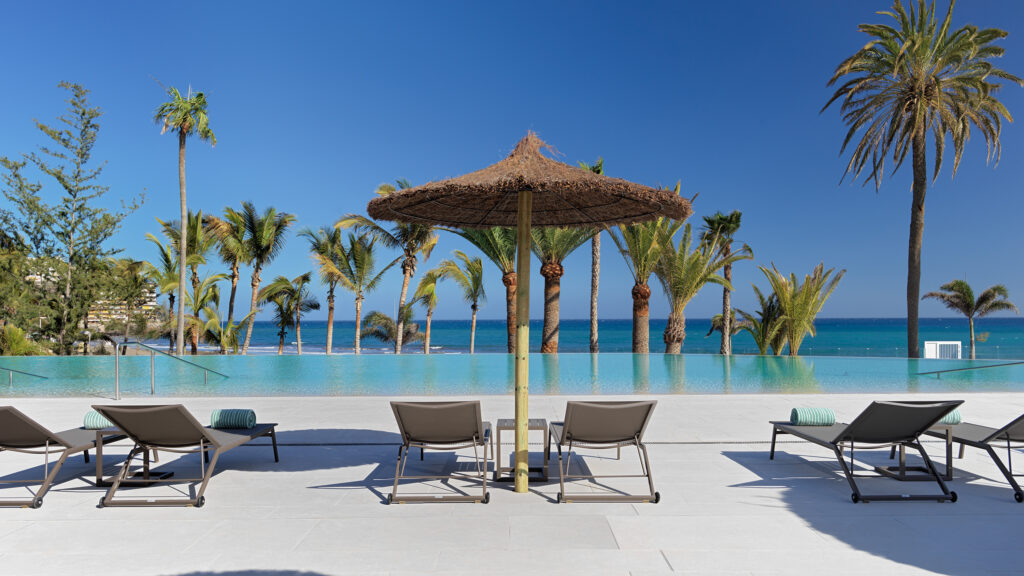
[579,158,604,353]
[438,250,486,354]
[159,211,218,353]
[531,227,596,353]
[154,86,215,355]
[413,268,445,354]
[205,207,251,353]
[260,273,320,355]
[299,226,345,354]
[144,234,179,351]
[449,227,517,353]
[610,217,681,354]
[655,224,750,354]
[319,233,398,354]
[760,263,845,356]
[923,280,1017,359]
[701,211,749,355]
[362,306,424,348]
[183,273,226,355]
[239,202,296,354]
[338,180,438,354]
[736,285,787,356]
[823,0,1021,358]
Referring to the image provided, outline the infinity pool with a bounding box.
[1,353,1023,397]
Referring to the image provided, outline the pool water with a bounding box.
[1,353,1022,397]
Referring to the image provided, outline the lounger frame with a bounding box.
[389,401,492,504]
[549,400,659,504]
[93,405,278,508]
[770,400,963,504]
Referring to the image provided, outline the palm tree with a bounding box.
[736,285,787,356]
[198,306,254,354]
[438,250,486,354]
[260,273,320,355]
[183,273,226,355]
[923,280,1018,359]
[205,207,251,353]
[702,211,749,355]
[413,268,445,354]
[159,211,218,353]
[239,202,296,354]
[143,234,179,351]
[362,306,424,348]
[338,180,437,354]
[320,233,398,354]
[610,218,680,354]
[299,226,345,354]
[262,293,292,355]
[760,263,845,356]
[154,86,216,355]
[448,227,517,353]
[531,227,595,353]
[655,224,750,354]
[823,0,1021,358]
[110,258,149,343]
[706,310,745,340]
[579,158,604,353]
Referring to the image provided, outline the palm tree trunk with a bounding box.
[354,295,363,354]
[590,234,600,353]
[167,293,175,352]
[325,288,335,355]
[664,309,685,354]
[424,309,432,354]
[721,259,732,355]
[241,269,262,355]
[540,263,563,353]
[503,271,517,354]
[394,269,412,354]
[277,330,284,355]
[190,264,200,355]
[222,260,239,354]
[969,317,976,360]
[296,310,303,355]
[907,127,927,359]
[631,282,651,354]
[470,304,477,354]
[175,130,188,356]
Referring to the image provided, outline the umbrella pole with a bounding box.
[514,190,532,493]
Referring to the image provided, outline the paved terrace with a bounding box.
[1,393,1023,576]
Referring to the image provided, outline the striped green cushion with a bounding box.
[210,409,256,429]
[939,408,962,425]
[789,407,836,426]
[83,410,113,430]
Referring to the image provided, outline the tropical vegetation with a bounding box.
[531,226,595,353]
[760,263,845,356]
[923,280,1018,359]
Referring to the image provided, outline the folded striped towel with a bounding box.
[210,409,257,429]
[789,407,836,426]
[939,408,962,426]
[83,410,114,430]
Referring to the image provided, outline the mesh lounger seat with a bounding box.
[549,400,659,504]
[770,400,963,503]
[389,401,492,504]
[92,404,278,508]
[924,414,1024,502]
[0,406,125,508]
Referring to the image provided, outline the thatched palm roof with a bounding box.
[367,133,692,228]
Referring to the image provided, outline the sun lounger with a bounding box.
[549,400,659,503]
[770,400,963,503]
[0,406,125,508]
[92,404,278,508]
[388,401,491,504]
[923,413,1024,502]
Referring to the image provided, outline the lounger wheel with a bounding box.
[194,496,205,508]
[31,498,43,509]
[948,491,957,503]
[482,493,490,504]
[556,491,563,503]
[387,494,394,505]
[98,497,105,508]
[1014,492,1023,503]
[851,493,860,504]
[653,492,661,504]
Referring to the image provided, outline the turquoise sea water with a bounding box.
[229,317,1024,359]
[1,353,1023,397]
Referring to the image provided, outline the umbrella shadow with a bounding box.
[723,448,1022,576]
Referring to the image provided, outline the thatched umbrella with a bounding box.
[367,132,691,493]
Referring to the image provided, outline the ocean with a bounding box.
[229,317,1024,359]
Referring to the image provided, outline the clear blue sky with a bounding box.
[2,1,1022,322]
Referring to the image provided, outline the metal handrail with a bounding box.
[114,340,229,400]
[0,365,48,387]
[917,360,1024,378]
